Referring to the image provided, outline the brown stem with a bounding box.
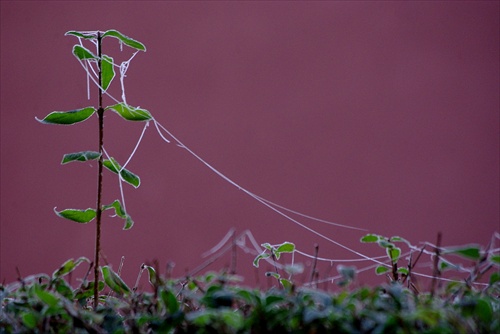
[309,243,319,287]
[93,31,104,309]
[430,232,442,298]
[230,230,237,275]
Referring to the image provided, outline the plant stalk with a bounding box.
[430,232,442,298]
[94,31,104,309]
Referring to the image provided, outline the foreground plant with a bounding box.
[36,30,150,308]
[1,256,499,333]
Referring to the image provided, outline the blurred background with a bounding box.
[1,1,498,288]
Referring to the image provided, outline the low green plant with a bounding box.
[36,30,150,308]
[1,256,499,333]
[360,233,500,294]
[253,241,302,290]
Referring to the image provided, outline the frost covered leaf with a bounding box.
[261,243,273,251]
[265,272,280,279]
[375,266,390,275]
[103,200,126,218]
[36,107,95,125]
[61,151,101,164]
[386,247,401,263]
[284,263,304,275]
[122,215,134,230]
[253,253,270,268]
[397,267,409,275]
[101,266,131,295]
[52,257,90,278]
[101,55,115,91]
[160,289,179,314]
[276,242,295,254]
[106,103,152,121]
[65,31,96,39]
[72,45,96,60]
[21,312,37,329]
[360,234,380,243]
[390,236,411,246]
[280,278,292,290]
[102,29,146,51]
[438,258,460,271]
[378,240,395,249]
[337,265,356,281]
[443,244,481,260]
[54,208,96,223]
[143,265,157,286]
[489,254,500,266]
[102,199,134,230]
[33,286,59,307]
[103,158,140,188]
[489,272,500,286]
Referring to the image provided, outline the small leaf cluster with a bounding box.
[253,241,301,290]
[361,233,500,289]
[1,258,499,333]
[361,234,411,279]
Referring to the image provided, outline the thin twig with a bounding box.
[309,243,319,287]
[431,232,442,298]
[231,229,237,275]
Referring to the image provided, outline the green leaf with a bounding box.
[489,254,500,265]
[101,55,115,91]
[276,241,295,254]
[144,265,157,286]
[52,257,90,278]
[101,266,131,295]
[34,286,59,307]
[337,265,356,281]
[103,200,126,218]
[475,298,493,323]
[279,278,292,290]
[72,45,96,60]
[439,259,451,271]
[75,281,105,300]
[21,312,38,329]
[253,253,270,268]
[220,309,244,330]
[103,158,141,188]
[261,243,273,251]
[378,240,395,249]
[61,151,101,164]
[102,29,146,51]
[36,107,95,125]
[65,31,96,39]
[55,208,96,223]
[443,244,481,260]
[160,289,179,314]
[360,234,380,243]
[106,103,152,121]
[397,267,409,275]
[375,266,390,275]
[284,263,304,275]
[265,272,280,279]
[390,236,411,246]
[123,216,134,230]
[489,272,500,286]
[102,199,134,230]
[387,247,401,263]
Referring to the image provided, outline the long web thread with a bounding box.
[74,35,498,286]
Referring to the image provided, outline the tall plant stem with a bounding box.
[94,32,104,309]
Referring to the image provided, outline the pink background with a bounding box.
[1,2,498,287]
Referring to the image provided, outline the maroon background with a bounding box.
[1,2,499,287]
